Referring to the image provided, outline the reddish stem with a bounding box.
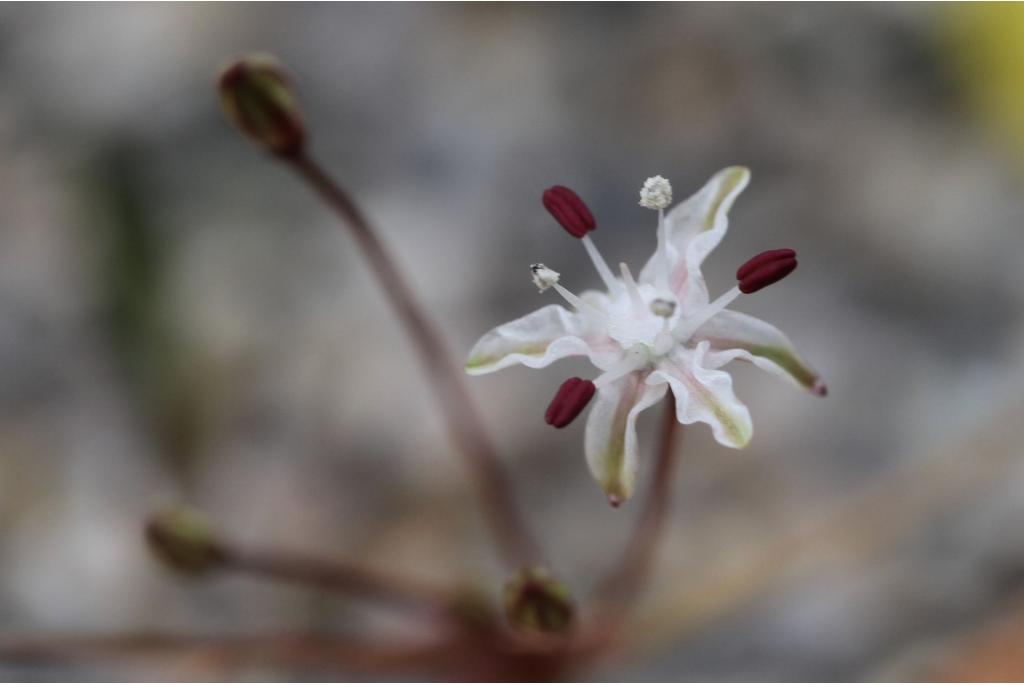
[286,154,539,566]
[219,543,455,619]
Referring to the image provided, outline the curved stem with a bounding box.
[285,154,539,566]
[593,391,682,610]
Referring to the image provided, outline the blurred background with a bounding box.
[2,2,1024,680]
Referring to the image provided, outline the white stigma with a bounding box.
[650,298,676,318]
[639,175,672,210]
[530,263,560,292]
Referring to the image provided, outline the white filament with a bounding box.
[582,235,618,292]
[674,285,741,342]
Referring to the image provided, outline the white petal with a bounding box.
[639,166,750,311]
[465,304,608,375]
[649,342,752,448]
[695,309,825,395]
[584,372,667,503]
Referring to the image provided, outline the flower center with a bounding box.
[605,281,675,350]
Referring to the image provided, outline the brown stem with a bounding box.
[0,629,612,680]
[218,543,455,619]
[594,392,682,610]
[285,154,538,566]
[0,632,454,675]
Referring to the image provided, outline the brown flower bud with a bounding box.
[145,506,226,575]
[218,53,305,157]
[503,566,574,635]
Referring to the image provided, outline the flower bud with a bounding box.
[737,248,797,294]
[503,566,574,635]
[218,53,305,157]
[545,377,596,428]
[145,506,226,575]
[542,186,596,238]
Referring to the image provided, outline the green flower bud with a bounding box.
[144,506,226,575]
[218,53,305,157]
[503,566,574,635]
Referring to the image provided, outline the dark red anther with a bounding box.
[737,248,797,294]
[545,377,596,428]
[542,186,596,238]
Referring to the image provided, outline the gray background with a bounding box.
[1,3,1024,680]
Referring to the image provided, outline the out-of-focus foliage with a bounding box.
[944,3,1024,162]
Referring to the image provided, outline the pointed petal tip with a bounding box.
[813,380,828,397]
[608,494,623,508]
[716,165,751,191]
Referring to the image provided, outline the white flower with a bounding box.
[466,168,824,504]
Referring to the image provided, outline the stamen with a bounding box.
[544,377,597,428]
[737,249,797,294]
[654,207,671,289]
[639,175,673,210]
[542,185,596,238]
[619,262,644,313]
[552,283,607,321]
[593,346,647,388]
[581,234,618,292]
[530,263,560,292]
[674,286,741,341]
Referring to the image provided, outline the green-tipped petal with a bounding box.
[697,309,826,395]
[640,166,751,311]
[650,343,753,449]
[465,304,594,375]
[584,372,667,504]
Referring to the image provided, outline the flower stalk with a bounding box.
[216,54,539,566]
[146,507,458,621]
[285,154,539,566]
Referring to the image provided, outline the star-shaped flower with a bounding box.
[466,168,825,505]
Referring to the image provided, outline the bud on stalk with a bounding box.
[218,53,305,157]
[145,506,226,575]
[503,566,575,635]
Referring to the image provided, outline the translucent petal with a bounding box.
[584,372,667,503]
[465,304,612,375]
[649,342,752,448]
[640,166,750,312]
[695,309,825,395]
